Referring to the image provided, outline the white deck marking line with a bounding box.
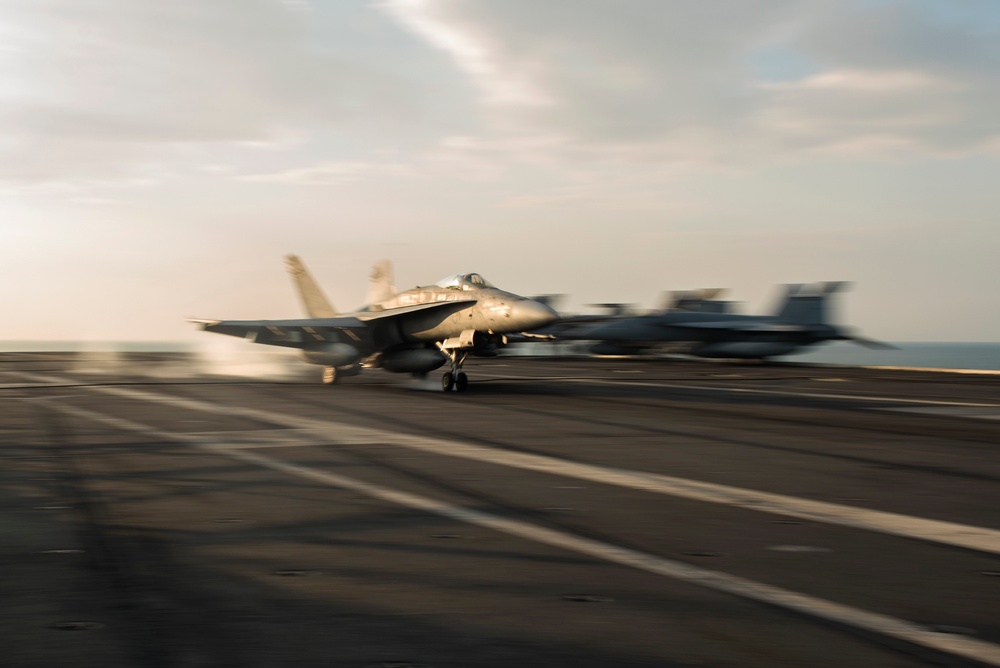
[883,407,1000,422]
[484,372,1000,408]
[15,371,1000,557]
[866,366,1000,376]
[33,398,1000,667]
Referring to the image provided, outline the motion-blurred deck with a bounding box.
[3,353,1000,667]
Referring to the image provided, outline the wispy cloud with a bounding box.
[379,0,553,107]
[238,160,416,185]
[0,0,423,186]
[4,0,998,192]
[761,68,937,92]
[380,0,1000,166]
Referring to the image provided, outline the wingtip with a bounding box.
[849,335,896,350]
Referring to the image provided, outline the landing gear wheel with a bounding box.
[436,343,471,394]
[322,366,339,385]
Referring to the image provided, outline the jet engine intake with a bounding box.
[472,331,503,357]
[301,343,361,366]
[380,348,447,374]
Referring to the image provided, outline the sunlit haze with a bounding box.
[2,0,998,342]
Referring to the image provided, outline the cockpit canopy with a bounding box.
[435,273,496,290]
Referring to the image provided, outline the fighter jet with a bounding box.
[662,288,734,315]
[191,256,558,390]
[566,282,889,360]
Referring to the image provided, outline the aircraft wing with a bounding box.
[671,322,806,333]
[190,302,475,347]
[189,317,367,346]
[850,336,896,350]
[353,300,475,321]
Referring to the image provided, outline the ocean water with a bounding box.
[790,342,1000,371]
[2,340,999,372]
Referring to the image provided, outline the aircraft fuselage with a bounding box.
[374,286,553,343]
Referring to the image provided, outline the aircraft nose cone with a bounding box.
[513,299,559,330]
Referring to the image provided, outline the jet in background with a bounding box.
[661,288,733,314]
[514,290,733,343]
[563,282,889,360]
[191,256,557,390]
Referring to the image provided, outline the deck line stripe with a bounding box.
[485,372,1000,408]
[15,371,1000,557]
[34,398,1000,667]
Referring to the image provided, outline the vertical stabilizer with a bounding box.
[774,282,849,325]
[285,255,338,318]
[773,284,805,321]
[366,260,396,306]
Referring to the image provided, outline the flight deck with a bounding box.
[2,353,999,667]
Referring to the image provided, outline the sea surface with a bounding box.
[1,341,999,372]
[789,342,1000,371]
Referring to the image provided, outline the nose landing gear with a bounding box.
[441,371,469,392]
[436,344,470,392]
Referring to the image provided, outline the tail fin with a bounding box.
[366,260,396,306]
[774,282,849,325]
[660,288,729,313]
[773,284,805,321]
[285,254,337,318]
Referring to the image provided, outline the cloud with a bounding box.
[3,0,998,192]
[71,196,124,205]
[238,160,416,185]
[762,68,937,92]
[379,0,553,107]
[0,0,422,185]
[381,0,1000,164]
[750,67,962,159]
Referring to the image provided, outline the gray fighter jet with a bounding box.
[568,282,888,359]
[191,256,558,390]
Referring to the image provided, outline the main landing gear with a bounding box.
[322,364,361,385]
[437,346,470,392]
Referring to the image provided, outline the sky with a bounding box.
[1,0,998,342]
